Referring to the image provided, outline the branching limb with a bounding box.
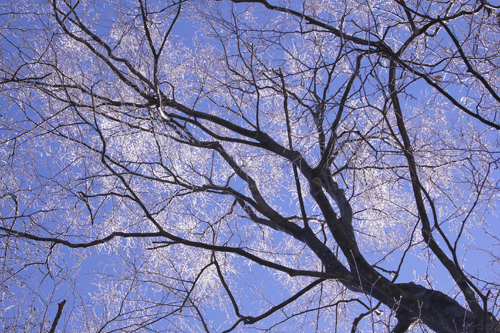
[222,278,325,332]
[389,59,486,319]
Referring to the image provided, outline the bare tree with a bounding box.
[1,0,500,332]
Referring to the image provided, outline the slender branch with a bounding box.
[0,225,356,281]
[388,59,483,315]
[222,278,325,332]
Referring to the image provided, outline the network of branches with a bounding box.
[1,0,500,332]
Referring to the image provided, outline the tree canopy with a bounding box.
[1,0,500,332]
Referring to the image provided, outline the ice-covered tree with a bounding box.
[1,0,500,331]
